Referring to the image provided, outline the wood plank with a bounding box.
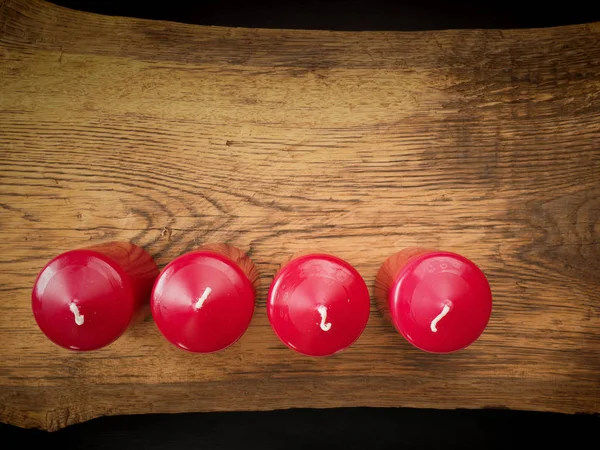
[1,0,599,430]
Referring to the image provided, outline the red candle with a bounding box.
[267,253,370,357]
[151,244,258,353]
[32,242,159,351]
[375,248,492,353]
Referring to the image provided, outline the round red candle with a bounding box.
[32,242,159,351]
[375,248,492,353]
[151,244,258,353]
[267,253,370,357]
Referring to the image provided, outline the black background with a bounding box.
[48,0,600,30]
[3,407,598,449]
[2,1,599,448]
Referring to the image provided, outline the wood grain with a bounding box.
[1,0,599,430]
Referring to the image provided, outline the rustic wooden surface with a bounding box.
[1,0,599,431]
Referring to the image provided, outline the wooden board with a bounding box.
[1,0,599,431]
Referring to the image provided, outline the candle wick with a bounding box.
[317,305,332,332]
[430,304,451,333]
[69,302,84,326]
[194,287,212,310]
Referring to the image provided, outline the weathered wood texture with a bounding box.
[1,0,599,431]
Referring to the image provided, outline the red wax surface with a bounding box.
[151,250,255,353]
[32,242,158,351]
[267,254,370,357]
[388,251,492,353]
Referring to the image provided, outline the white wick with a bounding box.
[69,302,84,326]
[194,287,212,310]
[317,305,332,332]
[430,304,451,333]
